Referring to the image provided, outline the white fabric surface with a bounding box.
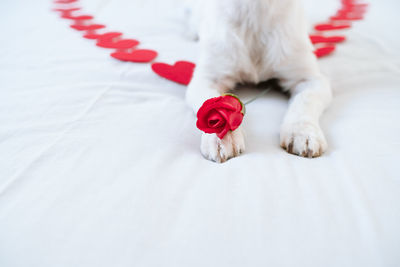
[1,0,400,266]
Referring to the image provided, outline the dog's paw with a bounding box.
[280,121,327,158]
[201,128,245,163]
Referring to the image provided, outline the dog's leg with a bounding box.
[279,72,332,158]
[186,69,245,163]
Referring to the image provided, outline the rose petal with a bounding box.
[197,115,226,135]
[207,110,225,128]
[197,124,225,135]
[196,97,220,119]
[197,95,243,120]
[228,112,244,131]
[201,96,241,114]
[219,95,243,112]
[217,126,230,139]
[196,118,213,133]
[215,108,231,125]
[211,109,232,138]
[197,109,226,132]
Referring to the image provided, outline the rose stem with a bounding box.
[243,87,272,106]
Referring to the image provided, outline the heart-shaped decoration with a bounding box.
[309,35,346,44]
[84,31,122,40]
[53,8,80,18]
[83,33,102,39]
[343,3,368,9]
[336,8,367,16]
[314,46,336,58]
[70,24,105,31]
[151,61,196,85]
[53,7,80,12]
[338,5,368,13]
[330,15,364,21]
[55,0,77,3]
[314,23,351,31]
[111,50,158,63]
[62,14,93,20]
[97,39,139,50]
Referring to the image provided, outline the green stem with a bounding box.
[243,87,272,106]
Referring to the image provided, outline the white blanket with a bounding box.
[1,0,399,266]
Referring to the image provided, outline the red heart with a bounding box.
[53,8,80,12]
[342,3,368,9]
[84,31,122,40]
[62,14,93,20]
[54,0,77,3]
[337,8,367,15]
[111,49,158,63]
[330,15,364,20]
[151,61,196,85]
[314,23,351,31]
[97,39,139,50]
[309,35,346,44]
[83,33,102,39]
[70,24,105,31]
[53,8,80,18]
[314,46,336,58]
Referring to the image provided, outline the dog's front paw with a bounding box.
[201,128,245,163]
[280,122,327,158]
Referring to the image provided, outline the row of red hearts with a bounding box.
[53,0,368,85]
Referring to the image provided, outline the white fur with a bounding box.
[185,0,332,162]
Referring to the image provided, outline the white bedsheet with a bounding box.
[1,0,400,266]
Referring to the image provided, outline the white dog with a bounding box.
[185,0,332,163]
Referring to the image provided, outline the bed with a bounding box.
[1,0,399,266]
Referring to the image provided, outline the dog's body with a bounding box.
[185,0,332,162]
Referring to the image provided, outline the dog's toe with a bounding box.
[280,122,327,158]
[201,128,245,163]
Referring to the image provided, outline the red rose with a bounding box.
[196,94,245,139]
